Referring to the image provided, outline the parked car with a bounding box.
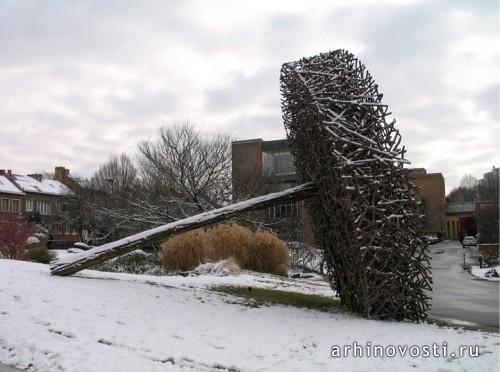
[422,235,439,245]
[462,236,477,247]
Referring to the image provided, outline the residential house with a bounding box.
[0,167,80,247]
[0,174,25,226]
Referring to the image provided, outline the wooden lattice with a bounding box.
[280,49,432,321]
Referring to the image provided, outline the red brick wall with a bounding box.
[301,202,318,247]
[411,172,446,235]
[0,192,24,225]
[232,139,263,200]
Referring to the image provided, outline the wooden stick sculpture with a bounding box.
[280,49,431,321]
[51,49,431,322]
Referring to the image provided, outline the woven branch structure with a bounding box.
[281,49,432,321]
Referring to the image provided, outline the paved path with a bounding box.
[429,240,499,331]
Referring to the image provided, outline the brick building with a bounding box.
[233,139,449,244]
[0,167,80,246]
[232,138,316,246]
[409,168,446,237]
[445,202,476,240]
[0,174,25,225]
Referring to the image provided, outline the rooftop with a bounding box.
[11,175,72,196]
[0,176,25,196]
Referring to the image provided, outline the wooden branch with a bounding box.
[50,182,318,276]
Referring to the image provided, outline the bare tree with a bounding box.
[477,169,499,243]
[138,124,232,214]
[90,153,138,193]
[459,174,479,189]
[447,174,479,202]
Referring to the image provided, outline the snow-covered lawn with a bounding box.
[0,260,499,372]
[471,266,500,282]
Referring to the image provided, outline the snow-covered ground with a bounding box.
[0,259,499,372]
[471,266,500,282]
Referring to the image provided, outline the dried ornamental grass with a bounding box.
[246,231,290,276]
[206,224,253,266]
[160,229,211,271]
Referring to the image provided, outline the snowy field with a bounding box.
[0,259,499,372]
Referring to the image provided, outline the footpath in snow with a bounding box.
[0,259,499,372]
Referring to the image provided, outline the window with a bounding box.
[38,201,51,215]
[268,202,300,219]
[11,199,20,213]
[263,151,296,176]
[65,224,71,235]
[25,199,34,212]
[1,198,10,212]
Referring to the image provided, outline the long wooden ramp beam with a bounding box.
[50,182,318,276]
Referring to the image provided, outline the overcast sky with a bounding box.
[0,0,498,192]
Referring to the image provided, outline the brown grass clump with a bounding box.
[246,231,290,276]
[160,229,211,271]
[160,224,290,276]
[206,224,253,266]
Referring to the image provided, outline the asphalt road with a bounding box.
[429,240,499,331]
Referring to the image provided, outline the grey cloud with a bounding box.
[204,67,280,112]
[0,0,497,191]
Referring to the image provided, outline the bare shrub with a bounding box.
[246,231,289,276]
[206,224,253,266]
[160,229,211,271]
[0,223,32,260]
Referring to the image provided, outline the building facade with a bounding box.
[0,175,25,225]
[232,138,317,246]
[409,168,446,237]
[0,167,80,246]
[233,139,450,243]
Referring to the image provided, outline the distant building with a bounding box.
[0,167,80,246]
[0,174,25,225]
[409,168,446,237]
[444,166,499,241]
[232,138,316,246]
[445,202,475,240]
[232,139,449,245]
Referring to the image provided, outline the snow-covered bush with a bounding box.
[95,249,165,275]
[289,242,325,274]
[26,236,41,245]
[193,257,241,276]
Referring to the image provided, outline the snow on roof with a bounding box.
[0,175,24,195]
[11,175,72,196]
[41,179,72,195]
